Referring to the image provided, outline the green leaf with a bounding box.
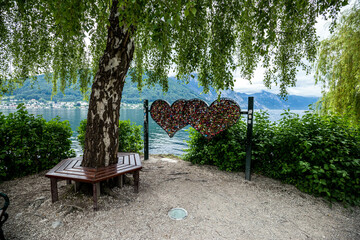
[320,179,326,185]
[190,8,197,16]
[184,9,189,17]
[324,164,329,170]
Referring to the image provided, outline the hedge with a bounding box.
[184,110,360,206]
[0,104,75,181]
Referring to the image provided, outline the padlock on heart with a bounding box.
[150,98,241,139]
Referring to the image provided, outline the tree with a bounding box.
[315,3,360,125]
[0,0,348,167]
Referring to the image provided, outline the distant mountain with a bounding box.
[4,75,318,110]
[6,75,83,102]
[159,77,318,110]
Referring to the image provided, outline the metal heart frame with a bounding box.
[150,99,189,138]
[186,98,241,139]
[149,98,241,139]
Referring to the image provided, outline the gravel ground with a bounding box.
[0,154,359,240]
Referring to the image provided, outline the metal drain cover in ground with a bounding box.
[168,208,188,220]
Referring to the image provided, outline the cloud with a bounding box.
[233,68,322,97]
[315,17,331,40]
[233,66,278,94]
[233,67,324,97]
[287,84,322,97]
[287,70,323,97]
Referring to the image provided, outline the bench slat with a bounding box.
[130,154,136,166]
[94,166,141,180]
[134,153,140,166]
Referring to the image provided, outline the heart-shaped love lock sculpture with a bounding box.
[150,99,189,138]
[187,98,241,139]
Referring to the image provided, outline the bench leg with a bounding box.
[133,170,140,193]
[116,175,124,188]
[0,228,4,240]
[93,182,100,211]
[50,178,58,203]
[74,181,81,192]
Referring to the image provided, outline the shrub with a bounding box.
[184,111,275,172]
[184,110,360,206]
[273,111,360,205]
[184,118,247,171]
[77,119,143,153]
[0,104,75,181]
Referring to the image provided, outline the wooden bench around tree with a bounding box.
[45,152,142,210]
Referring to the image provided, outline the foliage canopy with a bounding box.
[0,0,348,97]
[315,3,360,124]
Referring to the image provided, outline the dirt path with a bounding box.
[1,155,359,240]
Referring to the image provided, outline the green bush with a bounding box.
[0,104,75,181]
[77,119,143,153]
[184,110,360,206]
[184,118,247,171]
[272,111,360,205]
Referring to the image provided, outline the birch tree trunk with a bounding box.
[82,0,135,167]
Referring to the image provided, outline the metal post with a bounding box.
[144,100,149,160]
[245,97,254,181]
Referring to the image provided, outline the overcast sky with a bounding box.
[233,2,355,97]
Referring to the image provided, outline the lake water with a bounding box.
[0,107,308,156]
